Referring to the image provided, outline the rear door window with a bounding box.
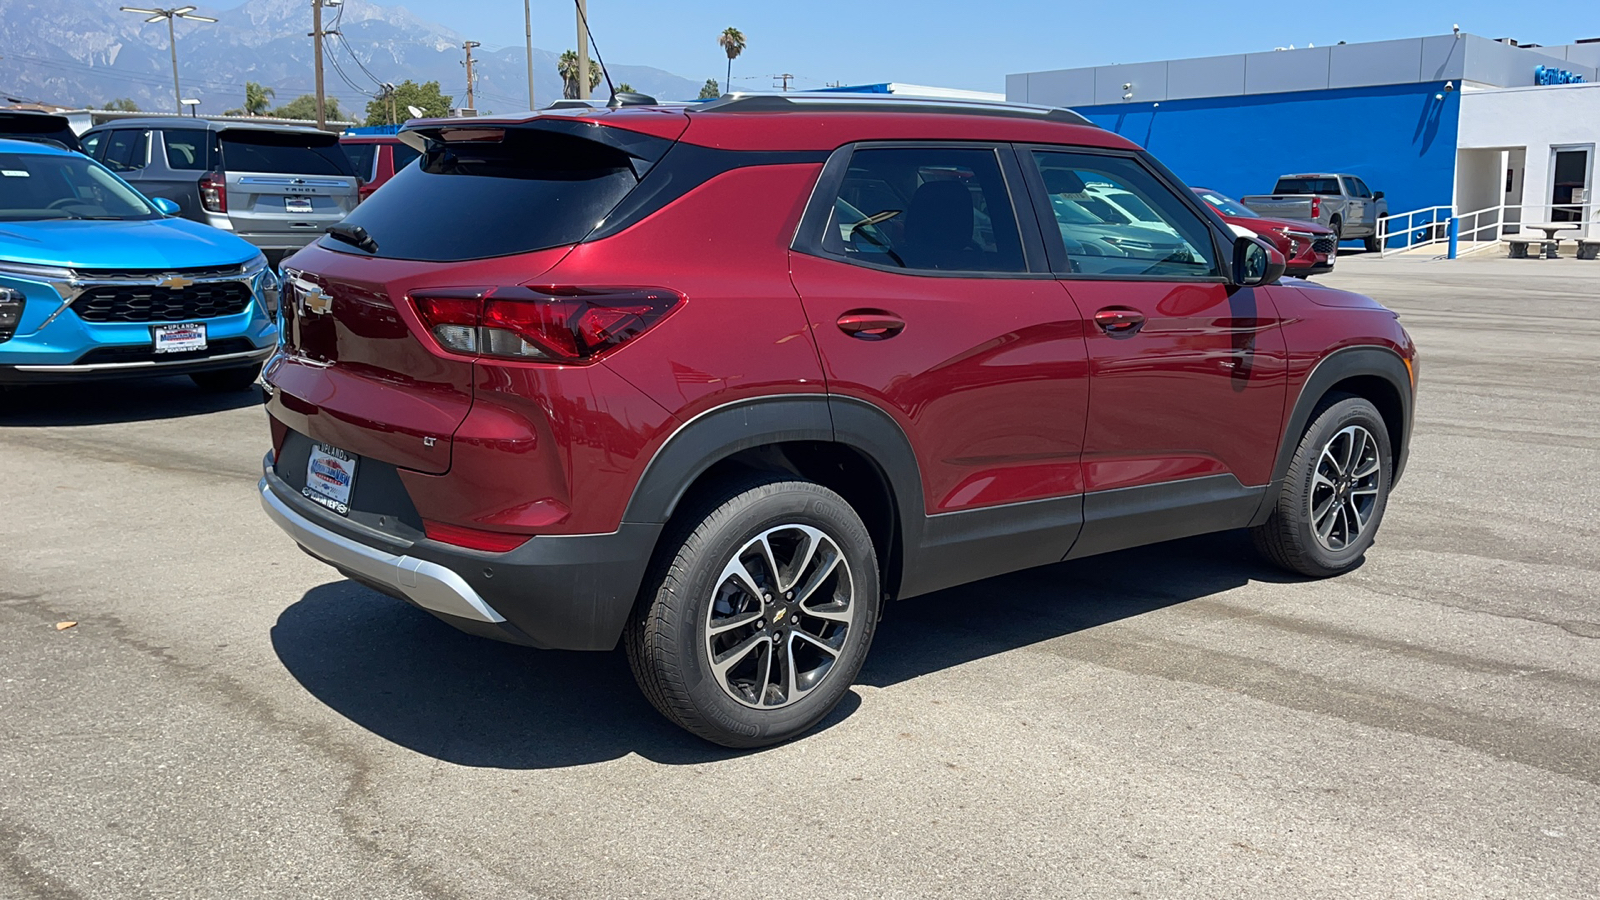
[390,143,421,172]
[101,129,150,172]
[81,132,104,160]
[220,131,354,176]
[162,129,212,170]
[821,146,1026,273]
[330,125,670,261]
[342,143,377,180]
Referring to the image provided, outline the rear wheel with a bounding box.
[1252,395,1392,577]
[190,363,261,393]
[625,475,880,748]
[1329,216,1343,243]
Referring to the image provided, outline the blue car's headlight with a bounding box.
[0,287,24,343]
[242,254,280,315]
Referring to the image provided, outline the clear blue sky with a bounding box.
[210,0,1596,92]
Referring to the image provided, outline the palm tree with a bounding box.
[558,51,604,99]
[244,81,274,117]
[718,27,746,92]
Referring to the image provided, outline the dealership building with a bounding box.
[1008,34,1600,241]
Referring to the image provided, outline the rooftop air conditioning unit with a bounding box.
[449,108,480,118]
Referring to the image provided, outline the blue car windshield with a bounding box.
[0,152,159,222]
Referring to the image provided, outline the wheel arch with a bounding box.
[621,395,925,600]
[1259,346,1413,525]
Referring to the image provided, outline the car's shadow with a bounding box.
[271,530,1302,769]
[0,378,262,426]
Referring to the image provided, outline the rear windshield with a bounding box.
[343,143,377,180]
[220,130,354,176]
[328,127,663,261]
[0,115,82,153]
[1273,177,1341,195]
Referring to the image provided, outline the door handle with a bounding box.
[1093,307,1145,335]
[837,311,905,341]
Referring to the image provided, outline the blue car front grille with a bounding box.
[73,282,253,323]
[73,337,257,365]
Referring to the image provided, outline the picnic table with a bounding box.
[1510,223,1584,259]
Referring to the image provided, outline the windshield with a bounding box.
[0,151,159,221]
[220,131,354,176]
[1274,177,1341,195]
[1195,190,1258,218]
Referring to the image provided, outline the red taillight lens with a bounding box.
[423,520,530,553]
[1310,196,1321,219]
[199,170,227,213]
[412,286,681,363]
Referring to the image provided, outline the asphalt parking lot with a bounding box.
[2,251,1597,899]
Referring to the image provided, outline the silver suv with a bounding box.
[80,119,359,266]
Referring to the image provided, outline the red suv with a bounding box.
[1193,187,1337,277]
[339,134,421,203]
[261,96,1417,747]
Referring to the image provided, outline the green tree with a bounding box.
[718,27,746,91]
[101,97,140,111]
[616,82,634,93]
[223,82,275,117]
[557,50,602,99]
[364,80,451,126]
[272,94,346,122]
[698,78,720,100]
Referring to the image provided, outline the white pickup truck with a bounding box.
[1241,174,1388,252]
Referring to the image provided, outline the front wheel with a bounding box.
[1252,395,1392,577]
[1363,234,1382,253]
[625,475,880,748]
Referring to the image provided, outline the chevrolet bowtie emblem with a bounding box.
[302,286,333,315]
[773,608,788,623]
[159,276,195,290]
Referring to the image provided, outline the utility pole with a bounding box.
[772,73,795,92]
[463,40,481,110]
[576,0,589,100]
[524,0,534,110]
[311,0,326,129]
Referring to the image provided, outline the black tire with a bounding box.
[1363,235,1382,253]
[625,473,880,748]
[190,364,261,393]
[1252,395,1392,578]
[1329,217,1343,242]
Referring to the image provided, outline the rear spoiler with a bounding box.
[396,116,685,171]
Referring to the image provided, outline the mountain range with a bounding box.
[0,0,703,118]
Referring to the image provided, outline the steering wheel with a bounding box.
[46,198,88,210]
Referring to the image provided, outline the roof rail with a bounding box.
[693,92,1094,127]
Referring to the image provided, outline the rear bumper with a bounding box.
[258,459,661,651]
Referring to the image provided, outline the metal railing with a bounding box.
[1377,202,1596,259]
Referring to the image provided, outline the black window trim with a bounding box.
[1013,142,1237,285]
[791,140,1053,280]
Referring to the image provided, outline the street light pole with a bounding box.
[120,6,218,114]
[524,0,534,110]
[576,0,589,100]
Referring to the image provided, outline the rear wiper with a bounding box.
[325,223,379,254]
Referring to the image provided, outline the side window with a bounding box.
[1028,149,1219,279]
[80,132,104,160]
[390,143,421,172]
[1353,178,1373,198]
[101,129,149,172]
[162,129,210,170]
[821,146,1025,274]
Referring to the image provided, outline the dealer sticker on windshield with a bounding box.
[304,444,357,515]
[153,322,206,354]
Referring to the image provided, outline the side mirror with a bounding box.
[149,197,181,216]
[1233,235,1286,287]
[1373,191,1385,200]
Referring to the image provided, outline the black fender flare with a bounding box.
[1256,345,1413,522]
[621,394,925,531]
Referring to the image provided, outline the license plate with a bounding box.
[285,196,314,214]
[152,322,206,354]
[304,444,357,515]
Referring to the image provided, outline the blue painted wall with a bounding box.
[1075,82,1460,225]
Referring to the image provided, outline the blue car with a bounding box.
[0,138,278,391]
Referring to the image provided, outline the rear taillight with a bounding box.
[1311,196,1321,219]
[0,287,24,343]
[199,170,227,213]
[412,286,681,363]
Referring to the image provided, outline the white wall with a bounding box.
[1460,82,1600,234]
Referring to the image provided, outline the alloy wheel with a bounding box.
[1309,424,1382,552]
[704,524,856,710]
